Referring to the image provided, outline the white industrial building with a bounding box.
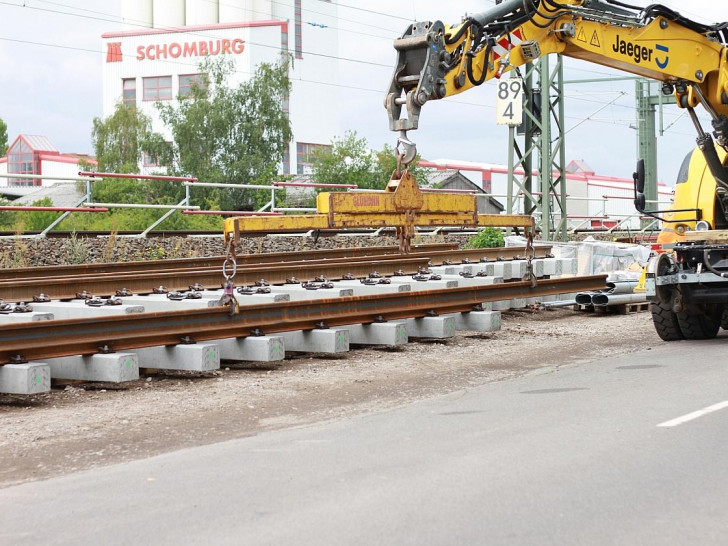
[421,158,674,231]
[0,135,97,191]
[102,0,340,175]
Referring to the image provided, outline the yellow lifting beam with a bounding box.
[223,169,534,252]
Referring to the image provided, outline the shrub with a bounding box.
[466,227,505,249]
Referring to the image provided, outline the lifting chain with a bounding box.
[522,231,537,288]
[218,239,240,315]
[394,152,404,180]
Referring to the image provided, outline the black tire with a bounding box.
[651,301,684,341]
[721,308,728,330]
[676,303,723,340]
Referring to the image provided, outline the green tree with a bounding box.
[311,131,426,190]
[310,131,378,189]
[374,143,426,187]
[91,103,170,174]
[89,103,177,230]
[158,57,293,211]
[0,116,8,155]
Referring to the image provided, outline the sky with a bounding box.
[0,0,726,184]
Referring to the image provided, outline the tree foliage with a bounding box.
[311,131,426,190]
[59,56,294,232]
[0,118,10,156]
[91,103,170,174]
[0,116,7,155]
[158,57,293,211]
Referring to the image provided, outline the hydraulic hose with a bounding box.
[446,18,476,45]
[466,38,494,86]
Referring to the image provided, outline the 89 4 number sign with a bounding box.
[496,78,523,126]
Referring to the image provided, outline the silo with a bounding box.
[186,0,219,26]
[153,0,186,28]
[121,0,153,30]
[218,0,249,23]
[219,0,272,22]
[252,0,272,20]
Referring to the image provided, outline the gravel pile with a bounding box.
[0,233,475,268]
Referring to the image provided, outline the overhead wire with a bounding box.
[0,31,699,141]
[196,0,403,36]
[0,0,706,141]
[0,0,396,68]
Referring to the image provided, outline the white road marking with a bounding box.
[657,401,728,428]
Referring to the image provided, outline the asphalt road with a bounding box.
[2,338,728,545]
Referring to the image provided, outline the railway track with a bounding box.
[0,243,595,395]
[0,245,553,302]
[0,276,606,365]
[0,243,550,281]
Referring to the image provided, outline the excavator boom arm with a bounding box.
[386,0,728,137]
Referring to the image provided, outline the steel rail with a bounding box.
[0,244,549,282]
[406,246,553,265]
[0,275,608,364]
[0,244,458,281]
[0,258,433,302]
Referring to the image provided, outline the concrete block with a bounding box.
[510,260,527,279]
[492,300,512,311]
[532,260,546,278]
[269,286,353,301]
[135,343,220,371]
[0,363,50,394]
[279,329,349,354]
[448,310,501,332]
[401,316,456,339]
[435,264,475,276]
[232,293,290,305]
[388,278,458,291]
[558,258,578,275]
[508,259,544,279]
[509,298,527,309]
[479,263,496,277]
[119,295,222,313]
[335,280,412,295]
[347,322,409,346]
[0,312,54,324]
[171,291,289,307]
[437,275,504,288]
[44,353,139,383]
[492,262,513,280]
[541,258,558,276]
[214,336,285,362]
[31,301,144,320]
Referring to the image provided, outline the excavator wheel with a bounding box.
[721,308,728,330]
[676,303,723,340]
[650,301,684,341]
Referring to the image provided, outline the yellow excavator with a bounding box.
[384,0,728,340]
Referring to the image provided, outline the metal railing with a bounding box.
[0,170,671,238]
[486,190,670,234]
[0,171,358,238]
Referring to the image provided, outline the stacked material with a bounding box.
[575,271,646,308]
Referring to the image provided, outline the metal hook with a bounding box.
[396,130,417,167]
